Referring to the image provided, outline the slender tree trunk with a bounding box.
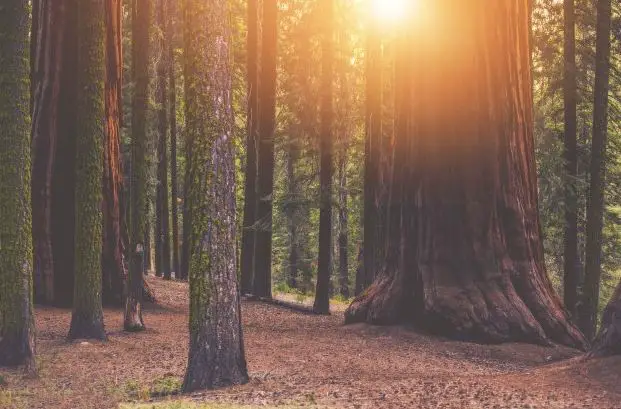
[360,23,382,296]
[102,0,127,305]
[0,0,37,369]
[125,0,150,331]
[286,142,299,289]
[562,0,579,319]
[168,0,180,278]
[338,155,349,298]
[156,0,172,280]
[68,0,107,341]
[314,0,334,315]
[182,0,249,392]
[253,0,278,299]
[240,0,259,295]
[346,2,587,349]
[580,0,612,340]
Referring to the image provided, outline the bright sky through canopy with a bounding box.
[371,0,413,24]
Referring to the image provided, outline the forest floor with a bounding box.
[1,277,621,409]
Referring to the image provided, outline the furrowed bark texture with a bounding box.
[168,0,180,278]
[314,0,334,315]
[590,280,621,356]
[182,0,249,391]
[253,0,278,299]
[0,0,37,368]
[68,0,107,341]
[345,1,587,349]
[240,0,259,295]
[126,0,150,331]
[103,0,127,304]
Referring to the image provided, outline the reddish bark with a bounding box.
[346,2,587,349]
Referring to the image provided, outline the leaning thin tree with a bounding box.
[182,0,249,391]
[346,1,587,349]
[0,0,37,369]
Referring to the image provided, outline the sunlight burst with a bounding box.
[371,0,414,24]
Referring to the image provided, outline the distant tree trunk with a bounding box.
[0,0,37,369]
[253,0,278,299]
[180,173,191,280]
[346,2,587,349]
[562,0,579,319]
[240,0,259,295]
[102,0,127,305]
[360,23,382,296]
[168,0,180,278]
[314,0,334,315]
[31,0,64,304]
[125,0,150,331]
[285,142,299,289]
[580,0,612,340]
[155,0,172,280]
[182,0,249,392]
[68,0,107,341]
[590,279,621,356]
[338,155,349,299]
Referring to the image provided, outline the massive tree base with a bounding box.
[0,334,36,369]
[345,264,587,349]
[589,283,621,357]
[68,315,107,341]
[182,347,249,392]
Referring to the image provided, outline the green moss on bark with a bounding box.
[0,0,36,368]
[68,0,106,341]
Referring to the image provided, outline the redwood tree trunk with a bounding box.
[360,23,382,296]
[346,2,587,349]
[102,0,127,305]
[590,279,621,356]
[580,0,612,340]
[314,0,334,315]
[240,0,259,295]
[253,0,278,299]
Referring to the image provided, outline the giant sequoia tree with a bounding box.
[68,0,107,340]
[0,0,36,368]
[346,1,587,348]
[182,0,248,391]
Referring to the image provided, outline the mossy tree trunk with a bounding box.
[346,1,587,349]
[314,0,335,315]
[68,0,107,341]
[182,0,248,392]
[168,0,180,278]
[125,0,150,331]
[0,0,37,369]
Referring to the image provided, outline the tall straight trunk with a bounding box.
[360,23,382,296]
[31,0,64,304]
[156,0,172,280]
[253,0,278,299]
[0,0,36,369]
[168,0,180,278]
[338,154,349,298]
[286,142,299,289]
[180,172,191,280]
[182,0,248,392]
[102,0,127,305]
[126,0,150,331]
[68,0,107,341]
[581,0,612,340]
[314,0,334,315]
[563,0,579,318]
[346,2,587,349]
[240,0,259,295]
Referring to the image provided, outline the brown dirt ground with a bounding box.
[1,276,621,409]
